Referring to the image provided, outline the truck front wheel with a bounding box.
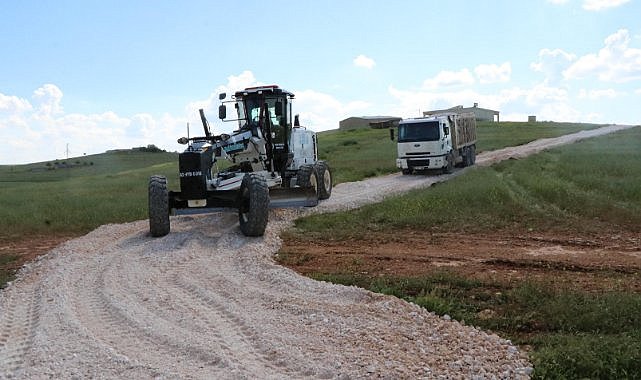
[238,173,269,237]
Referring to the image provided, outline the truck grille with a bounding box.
[409,159,430,167]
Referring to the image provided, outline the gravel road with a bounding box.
[0,124,635,379]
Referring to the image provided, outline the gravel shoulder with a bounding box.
[1,124,635,379]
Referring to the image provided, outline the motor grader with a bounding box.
[148,85,332,237]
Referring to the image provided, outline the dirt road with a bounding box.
[0,124,635,379]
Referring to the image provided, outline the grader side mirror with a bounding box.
[218,104,227,120]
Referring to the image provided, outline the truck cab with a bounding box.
[394,113,476,174]
[395,116,451,174]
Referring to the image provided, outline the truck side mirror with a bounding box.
[389,128,395,141]
[443,126,449,136]
[294,114,300,127]
[219,93,226,100]
[218,104,227,120]
[275,101,283,117]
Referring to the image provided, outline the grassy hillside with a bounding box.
[0,150,178,238]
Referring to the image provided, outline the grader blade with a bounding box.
[269,187,318,208]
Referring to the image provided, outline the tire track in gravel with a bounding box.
[0,124,636,379]
[60,215,286,378]
[0,281,41,378]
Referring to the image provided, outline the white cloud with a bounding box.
[531,48,577,83]
[0,93,32,115]
[578,88,619,99]
[538,102,583,122]
[32,84,64,118]
[635,88,641,94]
[387,85,523,119]
[423,69,475,90]
[353,54,376,69]
[294,89,370,131]
[547,0,570,4]
[525,83,569,106]
[582,0,630,11]
[563,29,641,82]
[0,84,190,164]
[474,62,511,84]
[385,78,613,123]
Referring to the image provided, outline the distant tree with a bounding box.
[139,144,165,153]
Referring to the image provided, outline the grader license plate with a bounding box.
[187,199,207,207]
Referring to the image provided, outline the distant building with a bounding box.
[423,103,499,122]
[339,116,402,130]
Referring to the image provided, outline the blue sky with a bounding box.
[1,0,640,164]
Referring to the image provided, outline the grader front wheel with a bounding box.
[238,173,269,237]
[149,175,170,237]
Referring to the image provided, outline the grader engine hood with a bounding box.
[178,149,212,199]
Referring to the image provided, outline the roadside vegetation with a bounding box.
[282,127,641,378]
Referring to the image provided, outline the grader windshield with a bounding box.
[234,86,291,131]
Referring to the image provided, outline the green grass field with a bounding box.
[0,150,178,238]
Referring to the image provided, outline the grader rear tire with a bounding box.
[470,145,476,165]
[238,173,269,237]
[444,152,455,174]
[297,164,319,199]
[314,161,332,200]
[149,175,170,237]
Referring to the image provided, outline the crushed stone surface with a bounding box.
[1,124,635,379]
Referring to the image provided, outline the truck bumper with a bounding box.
[397,156,446,170]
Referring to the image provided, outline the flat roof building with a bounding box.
[424,103,499,122]
[339,116,402,130]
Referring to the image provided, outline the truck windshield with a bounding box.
[398,121,440,142]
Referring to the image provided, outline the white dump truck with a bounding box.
[393,112,477,174]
